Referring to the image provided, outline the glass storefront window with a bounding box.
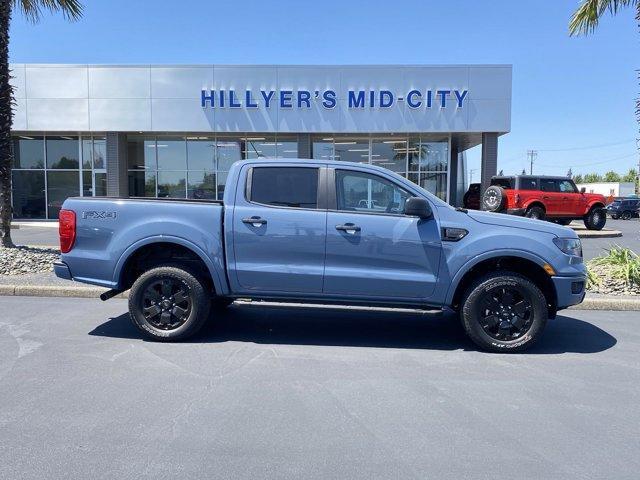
[127,136,156,170]
[409,172,448,201]
[157,136,187,170]
[188,171,216,199]
[94,173,107,196]
[276,136,298,158]
[187,137,215,170]
[13,136,45,169]
[216,138,242,171]
[128,170,156,197]
[312,138,335,160]
[82,170,93,196]
[83,137,106,169]
[334,137,369,163]
[12,170,45,218]
[157,171,187,198]
[47,171,80,219]
[244,136,275,158]
[371,138,407,174]
[46,136,79,169]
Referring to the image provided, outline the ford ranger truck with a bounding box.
[54,159,587,352]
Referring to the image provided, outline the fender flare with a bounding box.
[113,235,227,295]
[586,201,605,212]
[522,200,546,212]
[444,249,551,305]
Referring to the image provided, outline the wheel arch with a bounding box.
[447,252,557,318]
[524,201,546,213]
[114,236,227,294]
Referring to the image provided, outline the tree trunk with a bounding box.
[0,0,14,247]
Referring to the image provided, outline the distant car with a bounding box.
[481,175,608,230]
[607,199,640,220]
[463,183,481,210]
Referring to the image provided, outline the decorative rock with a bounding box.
[0,246,60,276]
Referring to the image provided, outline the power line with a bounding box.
[536,152,637,168]
[535,139,636,152]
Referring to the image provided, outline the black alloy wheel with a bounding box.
[477,285,533,341]
[525,206,545,220]
[141,278,192,330]
[621,211,632,220]
[128,265,211,341]
[460,271,548,352]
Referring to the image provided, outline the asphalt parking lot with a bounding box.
[0,296,638,479]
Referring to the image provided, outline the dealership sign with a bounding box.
[201,88,468,110]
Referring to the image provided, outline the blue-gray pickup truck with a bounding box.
[55,159,586,352]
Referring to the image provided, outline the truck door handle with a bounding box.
[335,223,360,234]
[242,216,267,227]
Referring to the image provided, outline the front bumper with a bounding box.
[552,275,587,309]
[53,261,73,281]
[506,208,526,216]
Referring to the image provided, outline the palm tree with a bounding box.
[0,0,82,248]
[569,0,638,35]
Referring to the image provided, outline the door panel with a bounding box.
[231,165,327,293]
[324,212,441,299]
[324,168,441,300]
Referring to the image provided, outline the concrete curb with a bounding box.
[0,285,638,310]
[575,230,622,239]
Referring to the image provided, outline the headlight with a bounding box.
[553,237,582,257]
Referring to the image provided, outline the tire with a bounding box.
[584,207,606,230]
[460,271,548,353]
[128,265,211,341]
[525,205,545,221]
[555,218,572,226]
[621,211,632,220]
[481,186,506,212]
[611,214,619,220]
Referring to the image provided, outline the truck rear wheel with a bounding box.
[584,207,606,230]
[460,271,548,353]
[128,266,210,341]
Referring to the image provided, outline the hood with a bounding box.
[466,210,577,238]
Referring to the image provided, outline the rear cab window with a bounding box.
[249,167,319,209]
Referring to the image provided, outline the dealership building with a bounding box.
[10,64,511,219]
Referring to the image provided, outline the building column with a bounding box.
[297,134,312,159]
[481,132,498,193]
[106,132,128,197]
[448,144,459,206]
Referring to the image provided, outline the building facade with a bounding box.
[11,64,511,219]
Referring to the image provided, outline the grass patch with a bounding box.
[587,246,640,288]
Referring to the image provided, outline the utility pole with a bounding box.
[637,139,640,195]
[468,168,476,186]
[527,150,537,175]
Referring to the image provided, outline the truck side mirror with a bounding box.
[405,197,432,219]
[580,187,586,194]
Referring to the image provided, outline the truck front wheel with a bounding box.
[460,271,548,353]
[128,266,211,341]
[584,207,606,230]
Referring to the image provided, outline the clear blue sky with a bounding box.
[10,0,639,182]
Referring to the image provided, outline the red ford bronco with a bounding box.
[481,175,607,230]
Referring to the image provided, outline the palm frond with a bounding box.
[569,0,637,36]
[14,0,83,23]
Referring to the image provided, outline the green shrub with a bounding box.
[589,246,640,286]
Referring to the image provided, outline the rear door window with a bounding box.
[519,178,538,190]
[491,177,514,189]
[249,167,319,209]
[540,179,557,192]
